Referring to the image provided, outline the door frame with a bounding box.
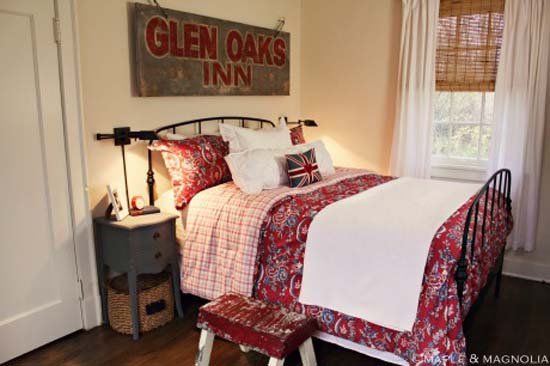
[55,0,101,329]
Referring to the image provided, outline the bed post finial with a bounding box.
[147,149,155,206]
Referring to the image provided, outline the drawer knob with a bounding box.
[153,231,161,240]
[154,251,162,259]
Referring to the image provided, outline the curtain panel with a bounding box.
[489,0,550,251]
[390,0,439,178]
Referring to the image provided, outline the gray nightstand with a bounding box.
[94,213,184,340]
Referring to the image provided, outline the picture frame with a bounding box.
[106,185,128,221]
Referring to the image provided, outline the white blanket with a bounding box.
[299,177,480,332]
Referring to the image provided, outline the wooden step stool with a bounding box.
[195,293,317,366]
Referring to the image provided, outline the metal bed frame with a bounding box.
[146,116,512,308]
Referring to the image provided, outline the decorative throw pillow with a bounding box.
[289,125,306,145]
[149,135,231,209]
[285,148,322,188]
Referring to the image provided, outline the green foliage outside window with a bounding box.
[433,92,493,162]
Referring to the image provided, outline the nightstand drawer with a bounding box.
[133,222,175,271]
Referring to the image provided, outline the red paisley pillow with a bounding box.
[150,135,231,209]
[289,125,306,145]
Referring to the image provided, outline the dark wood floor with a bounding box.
[6,276,549,366]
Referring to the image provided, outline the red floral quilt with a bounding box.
[253,173,512,365]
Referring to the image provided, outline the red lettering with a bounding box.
[183,23,199,58]
[203,62,210,86]
[199,25,217,60]
[213,62,232,86]
[169,20,184,57]
[234,64,252,86]
[273,38,286,67]
[145,17,169,57]
[257,35,273,65]
[243,33,259,63]
[226,30,243,62]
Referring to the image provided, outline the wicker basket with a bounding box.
[107,272,174,335]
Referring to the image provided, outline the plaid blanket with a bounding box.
[181,167,367,300]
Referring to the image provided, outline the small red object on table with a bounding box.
[196,293,317,366]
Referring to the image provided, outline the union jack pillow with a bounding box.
[285,148,322,188]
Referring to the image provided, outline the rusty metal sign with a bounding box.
[134,3,290,96]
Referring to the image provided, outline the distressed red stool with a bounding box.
[195,293,317,366]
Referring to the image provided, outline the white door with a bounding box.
[0,0,82,362]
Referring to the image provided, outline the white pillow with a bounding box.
[225,140,335,194]
[219,123,292,153]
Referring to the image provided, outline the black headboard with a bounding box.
[147,116,276,205]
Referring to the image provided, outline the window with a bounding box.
[433,0,504,177]
[433,91,493,168]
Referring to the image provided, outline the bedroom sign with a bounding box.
[134,3,290,96]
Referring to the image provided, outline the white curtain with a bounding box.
[390,0,439,178]
[489,0,550,251]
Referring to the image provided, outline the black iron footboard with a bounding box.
[455,169,512,306]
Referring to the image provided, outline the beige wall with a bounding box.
[301,0,401,173]
[77,0,302,215]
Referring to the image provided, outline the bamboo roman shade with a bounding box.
[436,0,505,92]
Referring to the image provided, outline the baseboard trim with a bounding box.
[502,271,550,284]
[503,254,550,283]
[81,294,102,330]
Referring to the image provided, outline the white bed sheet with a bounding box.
[300,177,480,332]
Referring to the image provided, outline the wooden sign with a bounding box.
[134,3,290,96]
